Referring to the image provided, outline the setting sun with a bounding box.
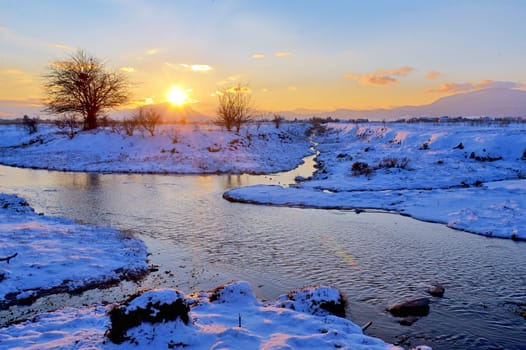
[166,87,189,107]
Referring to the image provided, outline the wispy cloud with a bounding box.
[120,66,135,73]
[344,66,413,86]
[217,74,243,86]
[426,70,441,79]
[288,86,297,91]
[179,64,213,72]
[0,98,43,107]
[216,85,252,95]
[426,80,525,93]
[475,80,524,89]
[53,44,73,51]
[344,73,398,86]
[373,66,413,76]
[1,68,33,84]
[252,53,265,59]
[275,51,292,57]
[165,62,213,72]
[146,48,160,55]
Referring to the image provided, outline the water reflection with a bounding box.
[0,163,525,350]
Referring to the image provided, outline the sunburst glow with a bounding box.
[166,87,189,106]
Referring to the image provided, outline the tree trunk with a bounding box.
[85,111,97,130]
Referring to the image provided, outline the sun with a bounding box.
[166,87,189,107]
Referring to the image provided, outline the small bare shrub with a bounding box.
[351,161,372,176]
[55,114,81,139]
[377,157,410,169]
[272,114,284,129]
[121,117,137,136]
[133,107,161,136]
[22,115,38,134]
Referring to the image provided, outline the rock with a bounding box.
[106,289,190,344]
[388,297,430,317]
[427,284,445,297]
[399,316,420,326]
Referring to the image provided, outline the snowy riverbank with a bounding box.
[0,281,425,350]
[226,122,526,240]
[0,123,313,174]
[0,194,149,309]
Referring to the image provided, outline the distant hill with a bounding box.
[281,88,526,121]
[113,103,210,123]
[2,88,525,122]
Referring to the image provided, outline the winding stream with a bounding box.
[0,160,525,350]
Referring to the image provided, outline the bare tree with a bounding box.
[43,49,130,130]
[215,84,253,132]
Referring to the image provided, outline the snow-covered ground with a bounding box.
[0,123,313,174]
[0,281,426,350]
[0,194,149,309]
[225,122,526,240]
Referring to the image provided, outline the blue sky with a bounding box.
[1,0,525,115]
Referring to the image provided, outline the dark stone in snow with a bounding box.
[388,297,430,317]
[107,289,190,344]
[427,285,445,297]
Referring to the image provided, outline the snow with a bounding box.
[225,122,526,240]
[0,281,407,350]
[1,120,522,348]
[0,123,313,174]
[0,193,149,308]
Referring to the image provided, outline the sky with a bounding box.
[1,0,526,117]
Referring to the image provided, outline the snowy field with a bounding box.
[0,281,423,350]
[0,123,313,174]
[225,122,526,240]
[0,193,148,309]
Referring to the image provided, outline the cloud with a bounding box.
[373,66,414,76]
[179,64,213,72]
[275,51,292,57]
[426,80,525,93]
[216,85,252,96]
[120,67,135,73]
[1,68,33,84]
[344,73,398,86]
[426,70,441,79]
[0,98,43,107]
[288,86,297,91]
[53,44,73,51]
[165,62,213,72]
[252,53,265,59]
[474,80,524,90]
[217,74,243,86]
[344,66,413,86]
[146,48,160,55]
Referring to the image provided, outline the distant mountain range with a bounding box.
[280,88,526,121]
[1,88,525,122]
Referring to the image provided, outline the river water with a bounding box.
[0,161,525,350]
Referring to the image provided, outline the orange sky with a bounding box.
[1,1,525,117]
